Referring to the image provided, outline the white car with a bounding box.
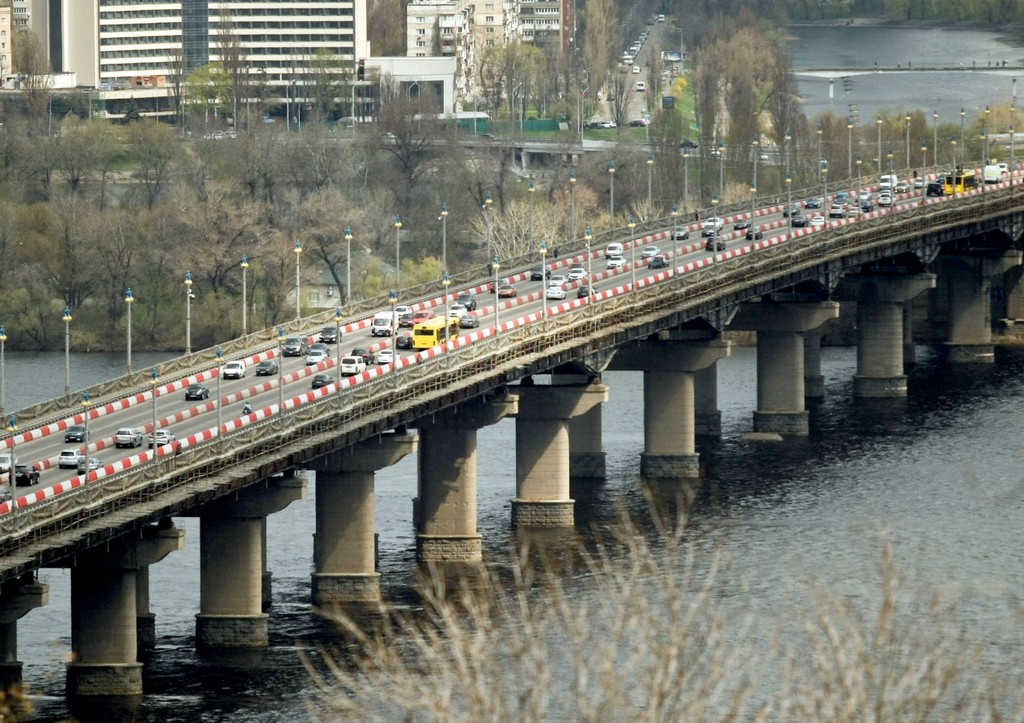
[114,427,143,448]
[701,218,724,236]
[393,305,412,319]
[149,430,177,448]
[607,256,625,269]
[567,265,586,281]
[222,360,246,379]
[374,348,395,365]
[546,285,567,300]
[340,355,367,376]
[305,348,330,366]
[0,452,17,473]
[605,242,624,257]
[640,245,660,258]
[548,274,568,288]
[810,215,825,227]
[877,192,893,207]
[447,303,469,319]
[58,449,84,469]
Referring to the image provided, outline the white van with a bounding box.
[879,174,898,191]
[370,311,395,337]
[606,242,624,258]
[983,164,1009,184]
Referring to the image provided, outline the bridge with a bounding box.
[0,174,1023,701]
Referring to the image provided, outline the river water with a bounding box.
[10,24,1024,722]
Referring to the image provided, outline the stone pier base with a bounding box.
[195,614,268,649]
[416,534,483,563]
[311,573,381,605]
[511,499,575,528]
[65,663,143,697]
[640,452,700,479]
[853,375,907,398]
[752,410,809,436]
[944,343,995,364]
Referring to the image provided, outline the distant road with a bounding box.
[794,64,1022,74]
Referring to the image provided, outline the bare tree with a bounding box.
[12,30,52,122]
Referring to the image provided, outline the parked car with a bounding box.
[674,227,691,240]
[374,348,395,365]
[255,359,279,376]
[396,333,414,350]
[648,254,668,268]
[64,424,88,443]
[350,347,374,364]
[745,225,764,240]
[222,360,246,379]
[77,457,102,475]
[460,313,480,328]
[185,383,210,400]
[149,429,176,448]
[546,284,567,300]
[115,427,144,448]
[306,348,330,366]
[340,355,367,376]
[705,237,726,252]
[58,449,84,469]
[13,463,39,486]
[282,337,308,356]
[497,283,517,298]
[457,292,477,311]
[318,326,339,343]
[640,245,660,259]
[311,373,333,389]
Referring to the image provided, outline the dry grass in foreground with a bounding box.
[301,515,1024,722]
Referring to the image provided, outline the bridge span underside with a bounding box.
[1,182,1024,702]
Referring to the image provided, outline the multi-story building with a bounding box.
[518,0,572,52]
[406,0,474,100]
[0,1,11,77]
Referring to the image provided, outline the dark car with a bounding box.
[14,463,39,486]
[318,326,339,344]
[680,140,698,150]
[804,197,823,209]
[577,284,591,298]
[705,238,726,252]
[790,213,809,228]
[745,226,764,240]
[648,254,668,269]
[460,313,480,328]
[398,312,414,328]
[255,359,279,376]
[457,292,477,311]
[395,333,414,350]
[860,200,874,213]
[185,383,209,400]
[734,219,751,231]
[282,337,308,356]
[530,266,550,281]
[350,347,374,364]
[782,204,801,218]
[64,424,88,443]
[311,373,333,389]
[926,181,944,197]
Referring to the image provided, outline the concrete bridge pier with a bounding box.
[568,400,606,479]
[941,251,1021,363]
[66,522,184,697]
[731,302,839,435]
[311,433,415,605]
[838,273,936,395]
[0,574,48,690]
[804,332,825,399]
[513,378,609,527]
[416,396,516,562]
[610,333,730,476]
[195,476,305,648]
[694,365,722,436]
[135,521,186,655]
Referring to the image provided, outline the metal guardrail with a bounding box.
[0,182,1020,582]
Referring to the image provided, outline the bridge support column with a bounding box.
[66,522,183,697]
[568,401,606,479]
[694,365,722,436]
[730,301,839,435]
[903,301,917,366]
[513,379,609,527]
[609,333,731,475]
[195,476,305,648]
[310,433,416,605]
[0,575,48,690]
[416,396,515,561]
[941,251,1021,363]
[804,332,825,399]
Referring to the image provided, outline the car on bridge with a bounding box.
[412,310,435,325]
[705,237,726,252]
[804,197,823,209]
[149,430,176,448]
[828,203,848,218]
[222,360,246,379]
[673,226,691,240]
[58,449,84,469]
[340,356,367,376]
[282,337,308,356]
[546,284,567,300]
[448,304,469,319]
[318,326,339,344]
[648,255,668,269]
[746,226,764,240]
[894,180,911,193]
[115,427,144,448]
[14,463,39,486]
[791,213,809,227]
[398,311,415,328]
[530,266,550,281]
[640,245,660,259]
[607,256,625,269]
[185,383,210,401]
[567,265,587,281]
[77,457,102,475]
[457,292,477,311]
[306,348,330,366]
[734,219,752,231]
[605,242,624,257]
[311,373,333,389]
[701,218,724,236]
[64,425,88,443]
[877,192,893,206]
[374,348,395,365]
[810,215,825,227]
[460,313,479,328]
[396,333,413,350]
[577,284,591,298]
[497,283,518,298]
[255,359,279,376]
[783,204,801,218]
[350,347,374,364]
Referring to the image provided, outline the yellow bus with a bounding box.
[943,170,978,195]
[412,317,460,349]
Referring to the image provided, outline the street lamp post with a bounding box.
[718,141,725,201]
[5,416,15,506]
[277,325,285,411]
[183,272,193,356]
[344,227,353,305]
[215,347,223,434]
[821,165,829,239]
[569,172,577,242]
[240,255,249,336]
[951,137,958,198]
[984,104,991,162]
[682,147,690,214]
[393,215,402,294]
[751,137,759,229]
[785,170,793,239]
[921,143,928,168]
[887,148,894,177]
[150,369,158,455]
[439,203,448,277]
[483,193,493,259]
[0,326,7,422]
[847,118,854,177]
[492,257,501,332]
[389,290,398,338]
[293,240,303,320]
[539,241,548,318]
[81,391,90,456]
[627,214,637,290]
[876,115,882,170]
[959,107,965,168]
[932,110,939,166]
[124,288,134,373]
[646,153,654,209]
[441,274,451,344]
[334,307,343,382]
[816,124,823,174]
[584,227,593,296]
[528,179,535,249]
[905,113,912,169]
[62,305,72,396]
[670,203,679,263]
[856,154,862,216]
[710,195,719,258]
[607,162,616,225]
